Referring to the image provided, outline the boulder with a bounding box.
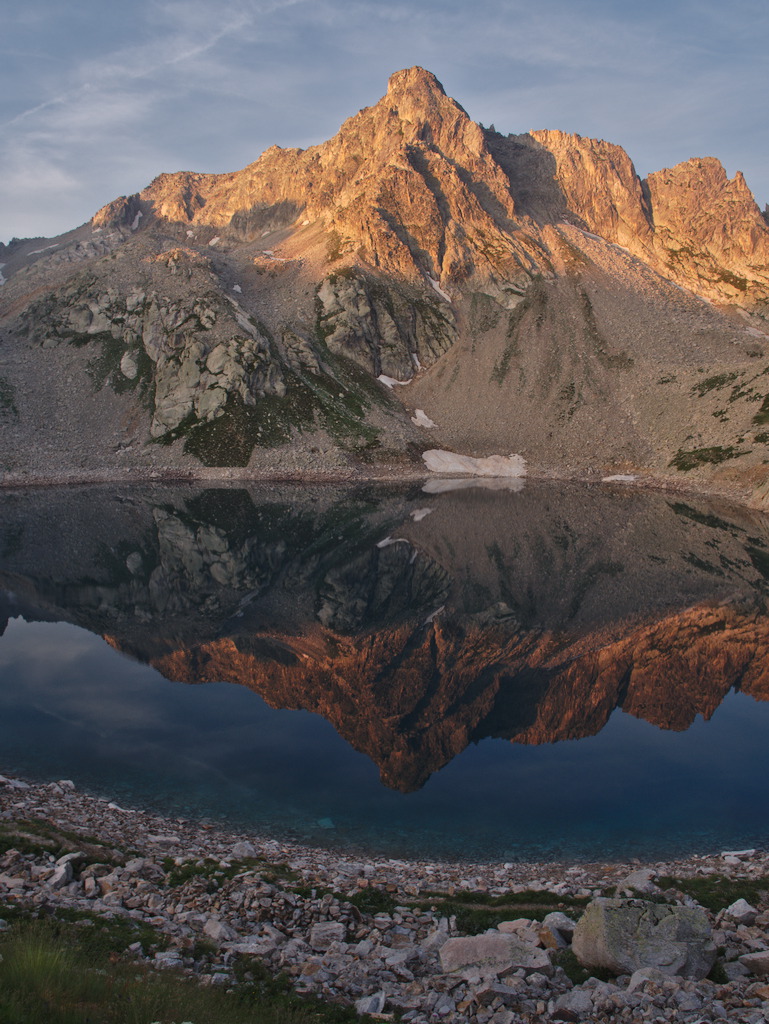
[439,932,551,976]
[724,898,758,925]
[540,912,577,948]
[49,862,73,889]
[231,840,257,859]
[355,992,386,1015]
[309,921,346,950]
[739,951,769,978]
[627,966,675,992]
[554,987,594,1016]
[203,916,236,943]
[571,898,716,980]
[618,868,659,895]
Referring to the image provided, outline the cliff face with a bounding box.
[2,67,769,496]
[531,131,769,306]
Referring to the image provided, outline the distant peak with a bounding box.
[387,67,447,98]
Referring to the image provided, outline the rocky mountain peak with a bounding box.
[386,65,447,99]
[381,66,487,162]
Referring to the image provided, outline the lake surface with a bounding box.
[1,480,768,862]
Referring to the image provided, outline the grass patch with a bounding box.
[0,913,359,1024]
[155,361,383,467]
[669,446,748,471]
[718,269,749,293]
[0,819,123,864]
[579,288,634,370]
[490,285,546,385]
[658,875,769,913]
[347,888,398,915]
[470,291,502,334]
[691,373,739,397]
[325,230,346,263]
[163,856,297,889]
[0,375,17,416]
[412,889,590,934]
[752,395,769,425]
[552,947,615,985]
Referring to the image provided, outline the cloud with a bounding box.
[1,0,767,241]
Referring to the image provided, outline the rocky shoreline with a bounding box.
[1,771,768,1022]
[0,462,764,516]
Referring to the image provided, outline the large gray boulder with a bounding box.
[572,898,716,980]
[439,932,552,976]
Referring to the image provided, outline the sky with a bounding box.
[1,0,768,243]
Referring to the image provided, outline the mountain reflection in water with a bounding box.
[1,481,768,858]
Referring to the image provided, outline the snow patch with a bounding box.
[411,409,436,428]
[602,474,637,483]
[208,236,220,246]
[376,536,410,549]
[422,449,527,478]
[423,477,525,494]
[579,229,604,241]
[302,219,310,226]
[258,250,290,262]
[427,276,452,303]
[28,244,59,255]
[377,374,410,388]
[410,507,433,521]
[411,352,422,370]
[131,210,143,231]
[232,284,242,293]
[186,230,194,237]
[424,605,445,625]
[0,264,5,286]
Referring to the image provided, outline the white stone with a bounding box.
[724,898,758,925]
[555,988,594,1014]
[49,862,73,889]
[355,992,386,1015]
[618,868,658,894]
[232,840,257,859]
[740,951,769,977]
[310,921,346,950]
[440,933,551,976]
[203,917,236,943]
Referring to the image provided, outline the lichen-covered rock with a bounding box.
[572,898,716,980]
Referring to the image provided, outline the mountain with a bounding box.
[1,67,769,501]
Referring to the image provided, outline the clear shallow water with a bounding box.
[1,481,768,862]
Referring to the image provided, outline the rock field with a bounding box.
[2,772,768,1022]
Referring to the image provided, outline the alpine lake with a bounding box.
[1,478,768,863]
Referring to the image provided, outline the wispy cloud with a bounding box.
[1,0,767,241]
